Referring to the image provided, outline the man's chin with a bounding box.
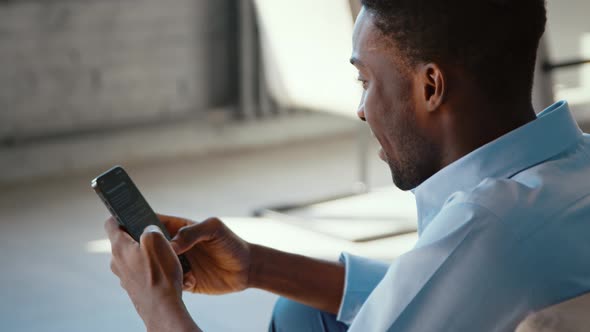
[389,164,417,192]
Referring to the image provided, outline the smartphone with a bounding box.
[92,165,191,274]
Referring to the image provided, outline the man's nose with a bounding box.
[357,106,366,122]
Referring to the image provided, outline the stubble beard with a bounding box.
[386,111,439,191]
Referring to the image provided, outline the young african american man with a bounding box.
[105,0,590,331]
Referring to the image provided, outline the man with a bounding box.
[105,0,590,331]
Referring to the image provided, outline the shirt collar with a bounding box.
[412,101,582,234]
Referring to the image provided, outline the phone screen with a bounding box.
[100,173,166,240]
[93,166,191,273]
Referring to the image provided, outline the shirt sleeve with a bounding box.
[336,252,390,325]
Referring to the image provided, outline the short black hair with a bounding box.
[360,0,547,103]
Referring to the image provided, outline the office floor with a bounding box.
[0,134,418,332]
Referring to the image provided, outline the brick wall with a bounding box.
[0,0,237,141]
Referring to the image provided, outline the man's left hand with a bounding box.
[105,217,200,332]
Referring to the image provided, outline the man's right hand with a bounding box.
[158,214,251,295]
[159,213,345,314]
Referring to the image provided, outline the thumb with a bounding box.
[140,225,182,277]
[170,218,221,254]
[140,225,172,252]
[144,224,164,235]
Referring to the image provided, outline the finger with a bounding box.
[140,225,177,258]
[104,218,136,256]
[140,225,181,274]
[104,217,120,240]
[170,217,222,254]
[104,217,135,244]
[157,214,192,237]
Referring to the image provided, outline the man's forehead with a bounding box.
[351,8,388,62]
[352,8,371,50]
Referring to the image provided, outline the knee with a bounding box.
[269,297,348,332]
[270,297,325,331]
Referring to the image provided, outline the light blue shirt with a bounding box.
[338,101,590,331]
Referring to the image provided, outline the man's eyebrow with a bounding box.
[350,56,364,66]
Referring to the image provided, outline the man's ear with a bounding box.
[420,63,445,112]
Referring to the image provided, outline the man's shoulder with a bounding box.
[421,136,590,247]
[443,178,542,222]
[446,147,590,223]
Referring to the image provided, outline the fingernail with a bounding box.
[144,225,163,234]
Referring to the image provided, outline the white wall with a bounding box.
[0,0,236,141]
[546,0,590,105]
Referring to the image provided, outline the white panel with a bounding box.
[253,0,362,118]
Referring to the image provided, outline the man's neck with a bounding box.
[438,101,537,170]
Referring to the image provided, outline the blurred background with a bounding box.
[0,0,588,331]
